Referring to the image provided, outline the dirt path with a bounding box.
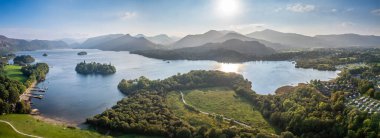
[179,91,252,128]
[0,120,43,138]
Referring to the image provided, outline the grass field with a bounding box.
[4,65,27,82]
[0,122,28,138]
[0,114,109,138]
[183,87,275,133]
[0,114,158,138]
[166,91,233,129]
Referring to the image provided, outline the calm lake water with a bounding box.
[16,49,339,123]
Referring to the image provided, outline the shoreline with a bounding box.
[31,114,79,127]
[19,81,37,102]
[20,81,81,127]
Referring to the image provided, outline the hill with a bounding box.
[247,29,380,48]
[315,34,380,47]
[78,34,161,51]
[0,35,69,53]
[171,30,284,50]
[133,39,276,62]
[170,30,226,48]
[136,34,178,45]
[78,34,124,49]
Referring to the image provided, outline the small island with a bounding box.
[75,61,116,75]
[13,55,35,65]
[77,51,87,55]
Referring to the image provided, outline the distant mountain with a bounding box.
[247,29,380,48]
[171,30,226,48]
[171,30,284,49]
[58,38,86,45]
[133,39,276,62]
[79,34,124,49]
[88,34,161,51]
[315,34,380,47]
[0,35,69,53]
[146,34,177,45]
[247,29,330,48]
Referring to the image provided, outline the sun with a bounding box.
[216,63,243,73]
[215,0,241,17]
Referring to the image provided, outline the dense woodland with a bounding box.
[13,55,35,65]
[21,63,49,86]
[75,61,116,75]
[89,71,276,138]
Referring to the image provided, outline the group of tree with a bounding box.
[21,63,49,86]
[0,75,28,114]
[75,61,116,75]
[90,70,276,138]
[13,55,35,65]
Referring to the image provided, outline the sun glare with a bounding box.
[215,0,241,17]
[216,63,243,73]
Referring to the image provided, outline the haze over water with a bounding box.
[17,49,338,123]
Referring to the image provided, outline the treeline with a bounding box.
[75,61,116,75]
[0,75,28,114]
[13,55,35,65]
[294,48,380,71]
[90,70,276,138]
[21,63,49,86]
[117,70,250,95]
[134,48,380,71]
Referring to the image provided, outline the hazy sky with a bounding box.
[0,0,380,40]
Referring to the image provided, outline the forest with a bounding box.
[89,71,277,138]
[21,63,49,86]
[75,61,116,75]
[13,55,35,65]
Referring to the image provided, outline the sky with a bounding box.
[0,0,379,40]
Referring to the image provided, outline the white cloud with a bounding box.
[371,9,380,16]
[331,9,337,12]
[120,11,137,20]
[286,3,315,13]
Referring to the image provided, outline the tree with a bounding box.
[15,101,30,113]
[176,127,192,138]
[280,131,295,138]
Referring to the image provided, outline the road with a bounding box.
[179,91,252,128]
[0,120,43,138]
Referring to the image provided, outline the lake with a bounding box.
[16,49,339,123]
